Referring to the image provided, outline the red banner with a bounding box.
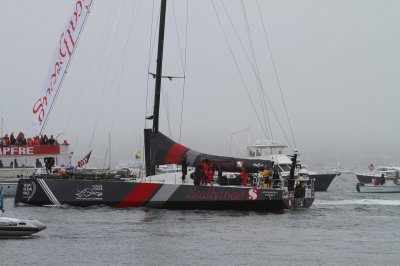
[0,145,61,156]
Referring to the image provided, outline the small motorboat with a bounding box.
[0,217,46,238]
[356,175,400,193]
[355,165,400,183]
[0,184,46,238]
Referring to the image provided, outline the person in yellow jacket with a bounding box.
[260,168,270,189]
[295,176,301,187]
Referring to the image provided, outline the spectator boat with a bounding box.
[355,165,400,184]
[0,141,72,196]
[356,175,400,193]
[245,140,337,191]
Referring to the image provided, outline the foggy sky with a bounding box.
[1,0,400,170]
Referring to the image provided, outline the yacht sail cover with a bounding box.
[32,0,94,133]
[150,132,273,173]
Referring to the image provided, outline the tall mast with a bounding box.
[145,0,167,177]
[152,0,167,133]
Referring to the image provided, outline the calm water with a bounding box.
[1,174,399,266]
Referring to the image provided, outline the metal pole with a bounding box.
[152,0,167,133]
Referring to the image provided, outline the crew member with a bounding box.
[216,164,223,183]
[44,157,55,173]
[295,176,302,197]
[295,176,301,187]
[260,168,270,188]
[180,155,188,181]
[380,174,385,185]
[237,168,249,186]
[206,165,214,184]
[35,159,42,168]
[193,165,202,186]
[200,159,210,184]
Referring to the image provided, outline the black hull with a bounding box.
[309,173,336,192]
[14,179,314,211]
[355,174,373,184]
[0,227,40,237]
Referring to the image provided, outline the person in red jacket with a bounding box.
[205,165,214,184]
[237,168,249,186]
[4,134,10,146]
[201,158,211,184]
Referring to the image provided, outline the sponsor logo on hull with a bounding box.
[260,189,281,200]
[187,186,244,201]
[22,181,36,201]
[76,185,103,200]
[248,188,258,200]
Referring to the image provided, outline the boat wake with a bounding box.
[314,199,400,206]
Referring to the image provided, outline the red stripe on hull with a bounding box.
[114,183,161,208]
[164,143,188,164]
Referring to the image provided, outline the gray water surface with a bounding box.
[1,174,399,266]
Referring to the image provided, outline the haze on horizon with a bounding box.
[1,0,399,171]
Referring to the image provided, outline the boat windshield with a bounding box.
[279,164,291,172]
[376,167,396,172]
[247,145,285,157]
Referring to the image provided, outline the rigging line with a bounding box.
[63,1,115,136]
[220,0,272,140]
[103,145,109,169]
[103,1,143,168]
[241,0,272,138]
[171,0,189,143]
[144,0,157,132]
[161,90,173,138]
[88,1,127,151]
[240,0,272,140]
[110,1,143,134]
[260,88,293,151]
[256,0,297,148]
[72,1,121,153]
[171,1,187,75]
[40,0,97,135]
[210,0,268,139]
[90,1,137,149]
[179,0,189,143]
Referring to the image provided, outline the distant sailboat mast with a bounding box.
[0,116,4,139]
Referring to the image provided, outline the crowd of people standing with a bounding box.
[0,132,67,147]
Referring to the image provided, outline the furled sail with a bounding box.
[150,132,273,173]
[32,0,94,133]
